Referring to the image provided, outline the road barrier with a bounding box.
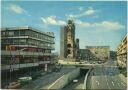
[83,68,93,89]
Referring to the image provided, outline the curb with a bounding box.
[83,68,92,89]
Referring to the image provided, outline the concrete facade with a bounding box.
[60,26,67,59]
[117,34,127,69]
[60,20,76,60]
[66,20,76,59]
[86,46,110,61]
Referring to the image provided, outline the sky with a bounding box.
[1,1,127,53]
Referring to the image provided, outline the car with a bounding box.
[73,79,78,83]
[6,81,21,89]
[98,61,102,64]
[93,62,95,64]
[83,61,87,64]
[18,76,32,83]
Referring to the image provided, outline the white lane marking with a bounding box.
[48,75,64,89]
[121,82,126,86]
[96,81,100,86]
[107,81,109,86]
[112,81,114,86]
[106,76,110,89]
[118,83,120,86]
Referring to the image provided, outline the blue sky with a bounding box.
[1,1,127,53]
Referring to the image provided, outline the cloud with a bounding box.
[78,7,83,11]
[41,16,66,25]
[7,4,31,16]
[66,7,98,19]
[75,19,91,27]
[75,20,125,31]
[85,7,95,15]
[8,4,26,14]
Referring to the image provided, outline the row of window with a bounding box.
[1,39,26,45]
[1,30,26,36]
[1,30,54,42]
[1,57,51,65]
[2,38,54,49]
[28,30,54,42]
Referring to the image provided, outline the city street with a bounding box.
[1,1,127,90]
[63,75,85,89]
[21,67,75,89]
[88,61,127,90]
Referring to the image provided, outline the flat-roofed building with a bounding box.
[117,34,127,69]
[79,49,91,60]
[86,46,110,61]
[1,26,55,71]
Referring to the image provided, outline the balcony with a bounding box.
[1,61,50,71]
[1,50,53,56]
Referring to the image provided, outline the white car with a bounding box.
[73,79,78,83]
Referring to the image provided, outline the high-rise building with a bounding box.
[60,26,67,59]
[60,20,76,60]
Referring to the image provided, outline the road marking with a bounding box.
[48,75,64,89]
[105,76,110,89]
[107,82,109,86]
[118,83,120,86]
[121,82,126,86]
[96,81,99,86]
[112,81,114,86]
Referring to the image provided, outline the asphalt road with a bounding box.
[20,66,75,89]
[88,60,127,90]
[63,75,85,89]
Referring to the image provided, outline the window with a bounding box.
[1,31,6,36]
[20,30,26,36]
[14,31,19,36]
[67,44,71,48]
[8,31,14,36]
[20,39,26,45]
[14,39,19,45]
[8,39,13,44]
[67,49,71,54]
[41,34,44,39]
[38,34,41,39]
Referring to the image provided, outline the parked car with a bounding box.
[18,76,32,84]
[93,62,96,64]
[73,79,78,83]
[98,61,102,64]
[6,81,20,89]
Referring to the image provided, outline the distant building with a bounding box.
[117,34,127,69]
[1,26,55,71]
[60,20,76,60]
[60,26,67,59]
[79,49,90,60]
[86,46,110,61]
[110,51,117,60]
[75,38,80,60]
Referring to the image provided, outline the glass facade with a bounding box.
[1,27,54,50]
